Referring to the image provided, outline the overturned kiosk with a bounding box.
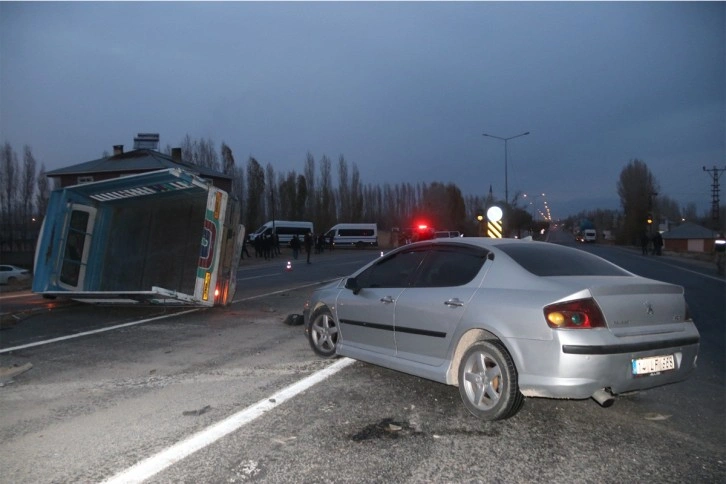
[33,168,244,306]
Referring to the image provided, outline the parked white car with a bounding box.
[0,265,31,285]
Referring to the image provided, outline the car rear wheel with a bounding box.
[458,341,523,421]
[307,308,339,358]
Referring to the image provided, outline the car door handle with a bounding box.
[444,298,464,307]
[380,296,395,303]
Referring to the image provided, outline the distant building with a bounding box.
[661,222,719,253]
[46,134,232,192]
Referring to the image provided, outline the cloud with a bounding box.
[1,1,723,218]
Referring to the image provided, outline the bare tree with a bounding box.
[318,155,335,232]
[36,163,51,221]
[1,142,19,249]
[265,163,277,221]
[362,183,382,224]
[221,142,235,175]
[617,159,659,244]
[220,142,246,213]
[180,134,195,164]
[304,152,316,222]
[682,202,699,222]
[245,157,266,231]
[197,138,219,170]
[337,155,350,221]
[278,171,297,219]
[350,162,363,221]
[295,174,307,220]
[21,146,37,247]
[231,163,245,213]
[180,134,219,170]
[657,195,681,225]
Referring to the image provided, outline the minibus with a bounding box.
[249,220,314,246]
[324,223,378,247]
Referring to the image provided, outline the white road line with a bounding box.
[653,259,725,283]
[101,357,355,484]
[230,279,340,304]
[0,281,340,353]
[0,309,201,354]
[237,274,277,281]
[615,248,724,282]
[0,291,33,300]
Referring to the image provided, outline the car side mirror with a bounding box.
[345,277,361,295]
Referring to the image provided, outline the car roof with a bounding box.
[402,237,586,259]
[406,236,533,249]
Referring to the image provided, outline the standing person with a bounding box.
[274,232,281,256]
[263,233,271,260]
[652,231,663,256]
[290,234,301,260]
[241,234,251,259]
[304,232,313,264]
[641,232,650,255]
[328,233,335,251]
[254,234,262,258]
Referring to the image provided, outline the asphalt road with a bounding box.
[0,242,723,483]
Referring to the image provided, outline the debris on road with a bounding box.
[0,362,33,385]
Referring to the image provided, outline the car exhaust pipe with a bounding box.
[592,389,615,408]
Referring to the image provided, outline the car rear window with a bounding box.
[497,243,631,277]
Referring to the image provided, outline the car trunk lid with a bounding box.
[589,278,685,335]
[549,276,687,336]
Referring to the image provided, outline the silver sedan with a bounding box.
[304,238,699,420]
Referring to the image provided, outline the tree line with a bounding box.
[0,138,493,252]
[200,146,490,240]
[1,137,721,254]
[0,143,52,252]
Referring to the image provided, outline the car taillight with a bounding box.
[544,298,606,329]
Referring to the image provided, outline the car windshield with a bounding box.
[497,243,631,277]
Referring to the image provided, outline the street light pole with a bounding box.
[483,131,530,205]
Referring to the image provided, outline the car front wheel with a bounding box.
[458,341,523,421]
[307,308,339,358]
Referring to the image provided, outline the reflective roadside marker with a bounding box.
[487,205,503,238]
[487,220,503,238]
[286,260,292,271]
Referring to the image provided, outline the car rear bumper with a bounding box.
[510,329,700,399]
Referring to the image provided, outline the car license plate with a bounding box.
[632,355,675,375]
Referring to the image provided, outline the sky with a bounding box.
[1,1,724,219]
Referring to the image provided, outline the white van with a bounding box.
[249,220,314,246]
[324,223,378,247]
[434,230,462,238]
[583,229,597,243]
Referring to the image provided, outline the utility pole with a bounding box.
[482,131,529,206]
[703,165,726,231]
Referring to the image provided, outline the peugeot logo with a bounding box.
[644,301,654,315]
